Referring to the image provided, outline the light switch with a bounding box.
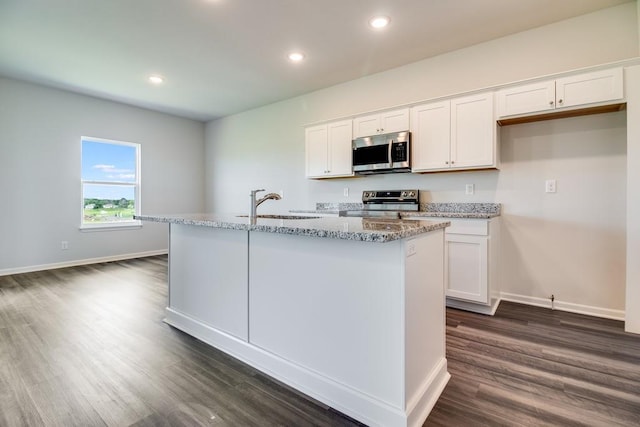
[545,179,557,193]
[465,184,474,195]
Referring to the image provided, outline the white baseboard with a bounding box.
[446,297,501,315]
[407,360,450,427]
[0,249,168,277]
[500,292,625,321]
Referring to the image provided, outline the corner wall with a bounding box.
[205,3,638,318]
[0,77,205,273]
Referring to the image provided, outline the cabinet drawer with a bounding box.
[445,219,489,236]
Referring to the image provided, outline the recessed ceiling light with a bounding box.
[148,75,164,84]
[288,52,305,62]
[369,16,390,29]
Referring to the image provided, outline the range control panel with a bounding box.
[362,189,419,204]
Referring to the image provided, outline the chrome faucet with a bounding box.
[250,189,282,218]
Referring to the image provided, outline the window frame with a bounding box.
[80,136,142,231]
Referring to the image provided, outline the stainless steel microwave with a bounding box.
[352,131,411,175]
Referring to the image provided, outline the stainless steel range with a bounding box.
[340,189,419,219]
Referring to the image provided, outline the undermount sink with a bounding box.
[236,214,320,220]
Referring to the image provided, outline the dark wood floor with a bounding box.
[428,301,640,426]
[1,256,639,426]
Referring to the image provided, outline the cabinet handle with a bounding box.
[451,160,455,164]
[558,99,563,104]
[445,161,449,165]
[549,100,554,106]
[380,128,384,132]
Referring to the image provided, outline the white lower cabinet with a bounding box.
[444,218,500,315]
[445,234,488,303]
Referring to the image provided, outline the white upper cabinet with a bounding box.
[410,101,450,171]
[411,92,497,172]
[353,108,409,138]
[496,80,556,117]
[451,93,496,169]
[305,125,329,178]
[556,68,624,109]
[305,120,353,179]
[497,67,624,118]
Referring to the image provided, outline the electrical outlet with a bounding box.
[343,188,349,197]
[545,179,557,193]
[61,241,69,250]
[406,242,417,257]
[465,184,474,195]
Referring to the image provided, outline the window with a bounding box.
[81,137,141,229]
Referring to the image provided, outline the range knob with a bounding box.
[401,191,407,197]
[408,191,416,197]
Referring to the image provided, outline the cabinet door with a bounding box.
[556,67,623,109]
[496,80,555,117]
[353,113,381,138]
[379,108,409,134]
[410,101,451,171]
[326,120,353,177]
[451,92,496,169]
[353,108,409,138]
[445,234,489,304]
[305,124,328,178]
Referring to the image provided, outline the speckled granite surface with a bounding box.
[405,203,501,219]
[135,214,449,243]
[315,202,364,211]
[293,202,501,219]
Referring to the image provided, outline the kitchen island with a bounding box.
[136,213,450,427]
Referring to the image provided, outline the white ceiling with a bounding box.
[0,0,632,122]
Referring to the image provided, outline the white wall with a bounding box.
[498,113,626,312]
[626,65,640,333]
[0,77,205,273]
[205,3,638,315]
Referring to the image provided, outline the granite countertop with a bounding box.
[292,202,501,219]
[400,203,500,219]
[135,214,449,243]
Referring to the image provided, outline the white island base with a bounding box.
[165,222,449,427]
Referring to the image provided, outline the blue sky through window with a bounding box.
[82,139,137,200]
[82,139,136,182]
